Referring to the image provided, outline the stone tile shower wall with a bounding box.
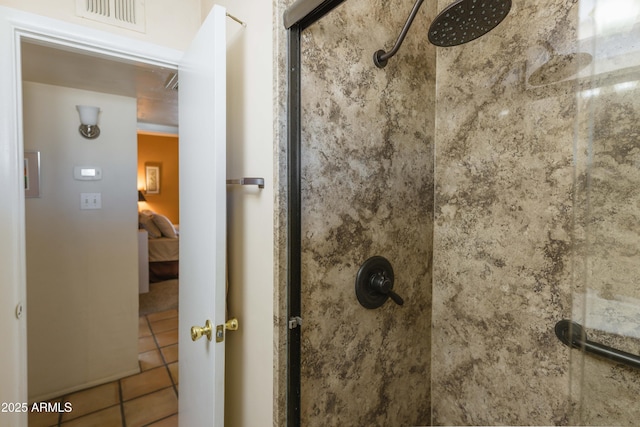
[298,0,435,425]
[431,0,580,424]
[276,0,640,425]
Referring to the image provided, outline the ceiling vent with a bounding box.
[76,0,146,33]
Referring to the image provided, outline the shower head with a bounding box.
[428,0,512,47]
[374,0,512,68]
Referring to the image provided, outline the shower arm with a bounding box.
[374,0,424,68]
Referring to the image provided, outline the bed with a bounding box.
[139,210,179,283]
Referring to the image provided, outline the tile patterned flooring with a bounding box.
[28,309,179,427]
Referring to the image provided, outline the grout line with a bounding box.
[147,315,165,354]
[55,403,123,426]
[141,412,178,427]
[150,312,181,399]
[57,398,63,426]
[120,385,176,404]
[169,362,179,398]
[119,380,127,427]
[147,311,180,417]
[57,392,70,426]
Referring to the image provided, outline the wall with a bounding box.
[0,0,201,50]
[431,0,579,424]
[296,0,435,425]
[24,82,139,401]
[137,133,179,223]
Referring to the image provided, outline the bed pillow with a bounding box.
[139,211,162,238]
[153,213,178,238]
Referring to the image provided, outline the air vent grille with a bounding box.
[76,0,146,33]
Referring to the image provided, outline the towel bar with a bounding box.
[555,319,640,370]
[226,177,265,189]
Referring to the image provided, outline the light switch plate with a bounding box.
[80,193,101,210]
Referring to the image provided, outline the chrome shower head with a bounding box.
[428,0,512,47]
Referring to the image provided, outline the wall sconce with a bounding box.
[76,105,100,139]
[138,191,147,202]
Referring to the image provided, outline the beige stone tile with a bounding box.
[60,382,119,422]
[60,405,121,427]
[138,316,152,338]
[123,388,178,427]
[139,348,164,371]
[167,362,178,385]
[160,344,178,364]
[150,317,178,334]
[121,366,172,401]
[155,329,178,348]
[138,335,157,353]
[147,309,178,323]
[147,413,178,426]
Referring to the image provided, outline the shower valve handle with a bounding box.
[355,256,405,309]
[370,273,404,306]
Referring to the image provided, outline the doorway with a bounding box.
[20,35,181,426]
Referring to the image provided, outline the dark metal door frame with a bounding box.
[284,1,346,426]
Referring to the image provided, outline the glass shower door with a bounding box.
[570,1,640,425]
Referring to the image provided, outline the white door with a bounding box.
[178,5,227,427]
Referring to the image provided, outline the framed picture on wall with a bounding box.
[24,151,41,198]
[145,164,161,194]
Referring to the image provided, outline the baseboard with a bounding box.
[28,366,141,403]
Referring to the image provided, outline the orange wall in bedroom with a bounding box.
[137,133,179,224]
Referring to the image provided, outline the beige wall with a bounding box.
[24,82,139,401]
[0,0,201,50]
[205,1,276,426]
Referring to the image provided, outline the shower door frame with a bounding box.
[284,1,345,426]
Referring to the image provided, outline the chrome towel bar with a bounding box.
[555,319,640,370]
[226,177,265,189]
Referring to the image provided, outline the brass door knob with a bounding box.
[191,319,213,342]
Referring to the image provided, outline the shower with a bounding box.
[374,0,512,68]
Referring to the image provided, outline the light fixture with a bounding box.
[76,105,101,139]
[138,191,147,202]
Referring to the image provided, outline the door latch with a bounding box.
[216,318,239,343]
[288,316,302,330]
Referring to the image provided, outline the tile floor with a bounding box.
[28,309,179,427]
